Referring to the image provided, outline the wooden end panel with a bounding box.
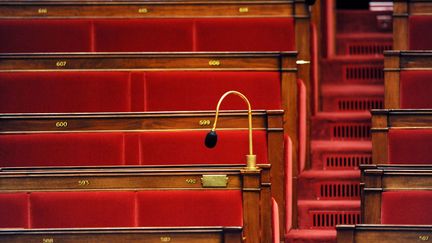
[393,1,409,50]
[362,189,382,224]
[384,52,401,109]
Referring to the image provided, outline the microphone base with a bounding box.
[246,154,258,171]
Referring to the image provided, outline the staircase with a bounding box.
[286,7,392,243]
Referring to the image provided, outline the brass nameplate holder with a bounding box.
[201,175,228,188]
[42,238,54,243]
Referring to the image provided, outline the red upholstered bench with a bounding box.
[137,190,242,227]
[0,71,146,113]
[0,19,92,53]
[0,132,139,167]
[93,19,194,52]
[399,70,432,108]
[0,193,28,228]
[139,131,268,165]
[145,72,282,111]
[31,191,136,228]
[387,129,432,164]
[409,16,432,50]
[0,71,282,113]
[194,18,295,51]
[0,131,268,167]
[381,191,432,225]
[0,18,295,53]
[0,190,242,228]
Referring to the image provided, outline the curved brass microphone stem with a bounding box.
[212,90,257,171]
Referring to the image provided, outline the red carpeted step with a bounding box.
[336,33,392,56]
[311,112,371,141]
[297,170,360,201]
[321,56,384,85]
[297,200,361,229]
[321,84,384,112]
[311,140,372,170]
[285,229,336,243]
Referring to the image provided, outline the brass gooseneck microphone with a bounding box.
[204,90,257,171]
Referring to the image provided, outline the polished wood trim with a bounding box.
[384,52,401,109]
[393,1,408,50]
[0,227,243,243]
[371,110,388,164]
[337,224,432,243]
[0,0,296,18]
[241,169,262,243]
[0,110,283,133]
[0,166,248,192]
[0,52,297,71]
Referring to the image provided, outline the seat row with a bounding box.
[0,165,267,243]
[336,1,432,239]
[0,110,284,243]
[0,0,307,53]
[0,0,315,241]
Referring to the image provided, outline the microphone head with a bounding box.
[205,131,218,148]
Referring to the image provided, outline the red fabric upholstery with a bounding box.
[400,70,432,108]
[382,191,432,224]
[297,79,307,172]
[30,191,135,228]
[0,71,145,113]
[145,72,281,111]
[409,16,432,50]
[311,23,319,115]
[139,131,268,165]
[93,19,193,52]
[0,193,28,228]
[195,18,295,51]
[284,135,293,232]
[0,20,91,53]
[388,129,432,164]
[272,198,280,243]
[0,133,132,167]
[137,190,243,226]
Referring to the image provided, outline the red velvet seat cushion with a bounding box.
[145,72,281,111]
[0,193,28,228]
[400,70,432,108]
[0,71,144,113]
[388,129,432,164]
[195,18,295,51]
[0,133,130,167]
[382,191,432,224]
[409,16,432,50]
[139,131,268,165]
[30,191,135,228]
[0,19,91,53]
[137,190,243,226]
[93,19,193,52]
